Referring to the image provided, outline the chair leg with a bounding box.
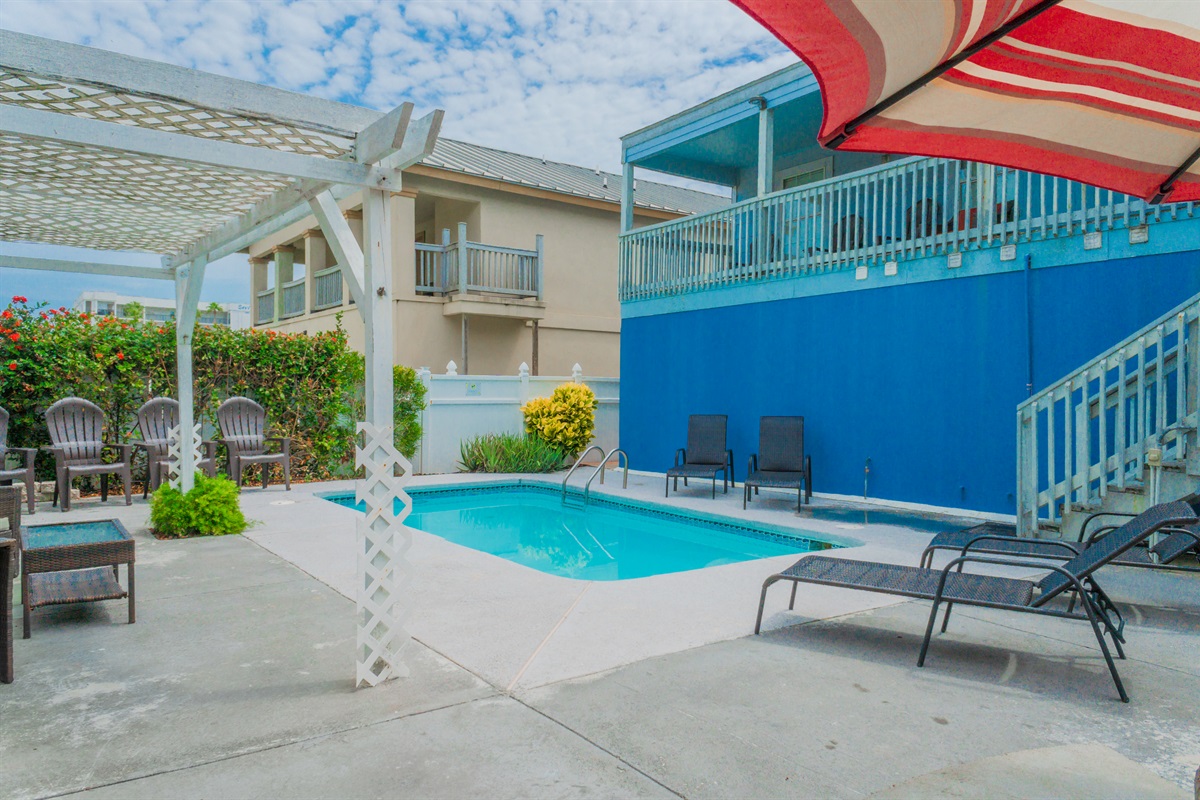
[127,563,136,624]
[24,474,36,514]
[123,469,132,505]
[788,581,798,610]
[939,602,954,633]
[60,469,70,512]
[917,598,942,667]
[262,462,270,490]
[283,458,291,490]
[665,476,669,498]
[755,575,783,635]
[711,476,716,499]
[1080,593,1129,702]
[100,473,108,502]
[22,571,30,639]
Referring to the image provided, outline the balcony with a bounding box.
[619,157,1198,303]
[253,225,544,326]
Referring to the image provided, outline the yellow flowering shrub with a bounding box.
[522,383,599,459]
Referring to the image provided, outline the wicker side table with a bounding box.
[18,519,135,639]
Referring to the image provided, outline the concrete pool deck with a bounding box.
[3,473,1198,798]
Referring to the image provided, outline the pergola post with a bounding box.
[174,257,206,493]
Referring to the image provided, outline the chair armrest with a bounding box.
[9,447,38,467]
[103,442,134,464]
[201,440,219,459]
[957,534,1079,560]
[265,436,292,455]
[674,448,686,468]
[1079,511,1136,543]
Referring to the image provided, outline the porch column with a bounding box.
[390,189,418,301]
[754,97,774,196]
[344,208,363,308]
[302,229,326,314]
[174,256,206,493]
[250,256,269,326]
[620,161,634,232]
[272,246,295,321]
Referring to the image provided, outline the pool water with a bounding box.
[325,484,835,580]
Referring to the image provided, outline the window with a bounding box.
[777,157,833,191]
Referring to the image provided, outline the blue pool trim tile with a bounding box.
[320,480,850,552]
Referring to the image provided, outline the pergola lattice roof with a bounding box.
[0,30,434,262]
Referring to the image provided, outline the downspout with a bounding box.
[1024,253,1034,396]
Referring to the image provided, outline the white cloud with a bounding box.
[3,0,793,172]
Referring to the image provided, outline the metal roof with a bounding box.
[422,138,728,216]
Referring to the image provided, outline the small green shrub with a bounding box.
[393,364,427,459]
[149,474,246,538]
[459,432,564,473]
[522,383,599,460]
[148,485,191,537]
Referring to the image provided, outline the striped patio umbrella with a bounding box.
[731,0,1200,203]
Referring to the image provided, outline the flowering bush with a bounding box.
[521,383,599,459]
[0,297,424,482]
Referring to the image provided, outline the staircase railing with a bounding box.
[1016,292,1200,536]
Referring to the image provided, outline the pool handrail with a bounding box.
[584,448,629,504]
[562,445,605,503]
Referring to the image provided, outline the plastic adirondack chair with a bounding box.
[0,406,38,514]
[216,397,291,490]
[134,398,217,497]
[43,398,132,512]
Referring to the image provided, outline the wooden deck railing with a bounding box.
[415,223,543,300]
[619,157,1198,302]
[1016,292,1200,536]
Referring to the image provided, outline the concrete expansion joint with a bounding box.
[507,583,594,692]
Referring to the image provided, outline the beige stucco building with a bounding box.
[247,139,724,376]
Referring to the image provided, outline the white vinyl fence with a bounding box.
[414,362,619,474]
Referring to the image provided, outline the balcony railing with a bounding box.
[415,225,543,300]
[312,266,343,311]
[280,278,305,319]
[619,157,1198,302]
[255,289,274,325]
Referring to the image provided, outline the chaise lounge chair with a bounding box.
[744,416,812,511]
[754,501,1198,701]
[919,510,1200,574]
[44,398,133,512]
[666,414,734,499]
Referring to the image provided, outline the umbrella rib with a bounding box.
[1151,143,1200,204]
[826,0,1063,149]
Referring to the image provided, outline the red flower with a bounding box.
[157,327,165,334]
[116,351,125,360]
[47,308,57,315]
[0,310,11,319]
[8,332,18,342]
[40,313,48,320]
[121,324,128,330]
[6,362,15,370]
[10,296,24,304]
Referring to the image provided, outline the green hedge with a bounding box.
[0,297,425,482]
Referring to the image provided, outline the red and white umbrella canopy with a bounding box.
[731,0,1200,202]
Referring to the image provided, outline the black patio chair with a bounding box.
[754,501,1199,702]
[744,416,811,511]
[666,415,733,499]
[0,405,38,514]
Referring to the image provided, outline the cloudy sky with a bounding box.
[0,0,794,309]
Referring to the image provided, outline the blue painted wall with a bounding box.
[620,250,1200,513]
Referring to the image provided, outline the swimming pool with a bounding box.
[323,482,838,580]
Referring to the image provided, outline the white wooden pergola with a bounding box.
[0,31,442,687]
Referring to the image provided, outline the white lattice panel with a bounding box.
[0,70,352,158]
[354,422,414,688]
[0,134,294,252]
[165,423,203,490]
